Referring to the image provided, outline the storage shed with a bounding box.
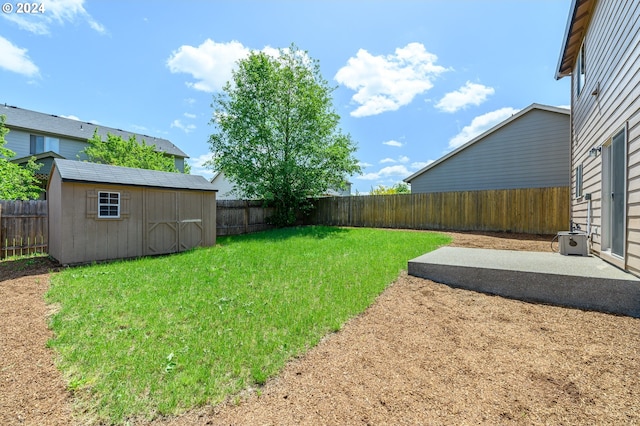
[47,159,217,265]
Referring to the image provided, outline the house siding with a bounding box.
[409,109,570,193]
[568,0,640,274]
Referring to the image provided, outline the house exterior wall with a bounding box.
[409,109,570,193]
[48,173,216,265]
[4,126,185,174]
[568,0,640,274]
[211,172,239,200]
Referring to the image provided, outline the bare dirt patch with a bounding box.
[2,232,639,425]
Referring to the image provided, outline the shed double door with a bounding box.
[145,190,204,255]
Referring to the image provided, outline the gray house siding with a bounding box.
[558,0,640,275]
[1,105,187,175]
[5,127,89,162]
[407,107,570,193]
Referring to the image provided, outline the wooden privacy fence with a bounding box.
[0,200,48,258]
[308,187,570,235]
[216,200,275,236]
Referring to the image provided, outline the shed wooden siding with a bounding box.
[568,0,640,274]
[47,170,216,265]
[409,109,570,193]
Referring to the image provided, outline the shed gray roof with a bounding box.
[1,104,187,158]
[52,159,217,191]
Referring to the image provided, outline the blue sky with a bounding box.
[1,0,571,194]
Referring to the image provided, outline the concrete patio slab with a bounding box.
[408,247,640,317]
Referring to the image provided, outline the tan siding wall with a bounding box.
[570,0,640,273]
[50,182,216,265]
[47,169,63,261]
[58,183,144,264]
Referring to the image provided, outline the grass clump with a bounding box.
[46,226,450,423]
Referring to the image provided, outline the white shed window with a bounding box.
[98,191,120,218]
[576,43,586,96]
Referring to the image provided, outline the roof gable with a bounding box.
[1,104,187,158]
[51,159,216,191]
[404,104,570,183]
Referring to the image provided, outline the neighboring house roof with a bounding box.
[51,159,216,191]
[12,151,64,164]
[1,104,187,158]
[555,0,596,79]
[404,103,571,183]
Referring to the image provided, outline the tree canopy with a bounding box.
[369,183,411,195]
[208,44,361,226]
[0,115,43,200]
[81,130,183,173]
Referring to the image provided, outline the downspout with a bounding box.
[569,73,575,231]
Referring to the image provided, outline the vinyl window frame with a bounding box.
[97,191,121,219]
[576,42,586,96]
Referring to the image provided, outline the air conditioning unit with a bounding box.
[557,231,589,256]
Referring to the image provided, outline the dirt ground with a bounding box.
[1,231,639,425]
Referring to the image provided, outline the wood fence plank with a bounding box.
[309,187,570,235]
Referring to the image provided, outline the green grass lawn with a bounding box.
[46,226,450,424]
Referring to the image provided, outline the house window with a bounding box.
[98,191,120,218]
[575,163,583,198]
[576,43,586,96]
[30,135,60,154]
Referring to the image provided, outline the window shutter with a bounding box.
[121,192,130,218]
[86,190,98,218]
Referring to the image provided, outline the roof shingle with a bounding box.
[1,104,187,158]
[53,159,216,191]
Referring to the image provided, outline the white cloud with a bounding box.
[2,0,105,35]
[171,119,196,133]
[183,112,197,119]
[448,107,519,150]
[383,139,403,147]
[357,164,411,181]
[187,152,215,179]
[411,160,433,170]
[0,36,39,77]
[379,155,409,164]
[335,42,449,117]
[358,161,373,168]
[436,81,495,113]
[167,39,250,92]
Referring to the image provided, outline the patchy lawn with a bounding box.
[45,226,450,423]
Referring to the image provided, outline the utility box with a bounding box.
[558,231,589,256]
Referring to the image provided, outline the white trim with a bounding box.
[97,191,121,219]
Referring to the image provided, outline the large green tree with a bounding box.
[81,130,183,173]
[0,115,42,200]
[208,44,361,226]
